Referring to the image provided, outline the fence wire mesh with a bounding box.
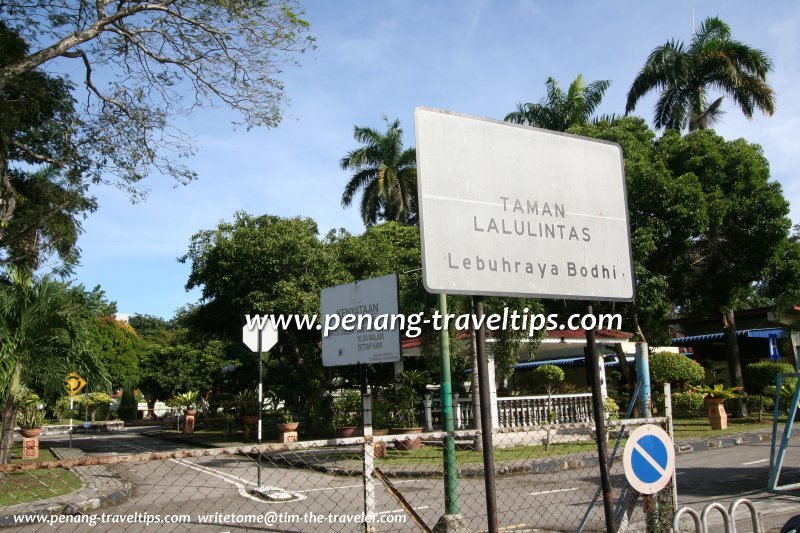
[0,398,677,532]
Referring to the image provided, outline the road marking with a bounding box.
[632,442,667,476]
[377,506,430,515]
[742,458,769,465]
[108,440,305,503]
[295,483,363,493]
[529,487,579,496]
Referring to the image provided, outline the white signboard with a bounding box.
[415,107,634,301]
[321,274,401,367]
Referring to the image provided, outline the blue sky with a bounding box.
[67,1,800,319]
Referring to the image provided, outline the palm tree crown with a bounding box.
[505,74,611,132]
[340,117,417,227]
[626,16,775,131]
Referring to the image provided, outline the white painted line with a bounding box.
[742,458,769,465]
[530,487,579,496]
[109,440,306,503]
[295,484,363,493]
[377,506,430,515]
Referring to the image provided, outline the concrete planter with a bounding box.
[706,397,727,430]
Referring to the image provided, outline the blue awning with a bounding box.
[512,356,635,371]
[671,327,788,346]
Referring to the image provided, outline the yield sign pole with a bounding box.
[242,317,278,488]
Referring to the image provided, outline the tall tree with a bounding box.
[0,268,109,463]
[626,16,775,131]
[0,2,313,227]
[505,74,611,132]
[340,117,417,227]
[664,131,791,416]
[569,118,708,344]
[180,213,350,432]
[0,22,96,271]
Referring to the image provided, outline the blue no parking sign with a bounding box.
[622,424,675,494]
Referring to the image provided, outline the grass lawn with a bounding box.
[0,444,83,506]
[378,441,600,466]
[671,415,783,439]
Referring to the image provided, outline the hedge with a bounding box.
[649,352,705,387]
[743,361,795,394]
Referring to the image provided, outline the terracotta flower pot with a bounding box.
[394,436,423,451]
[277,422,299,432]
[372,428,389,436]
[335,426,359,438]
[19,428,41,438]
[240,415,259,425]
[185,409,197,417]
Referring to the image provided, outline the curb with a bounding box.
[267,427,797,479]
[0,447,132,527]
[672,427,800,455]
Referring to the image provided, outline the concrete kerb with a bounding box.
[260,427,798,479]
[0,447,132,526]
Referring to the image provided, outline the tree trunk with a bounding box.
[0,393,18,464]
[612,343,631,387]
[722,310,748,418]
[0,144,17,226]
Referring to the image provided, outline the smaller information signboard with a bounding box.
[321,274,401,367]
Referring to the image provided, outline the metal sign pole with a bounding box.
[69,397,73,448]
[257,329,263,488]
[438,293,460,516]
[360,364,376,531]
[584,304,616,532]
[474,296,498,533]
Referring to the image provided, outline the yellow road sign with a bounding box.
[66,373,87,396]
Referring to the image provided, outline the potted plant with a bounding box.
[277,409,299,432]
[372,397,390,436]
[235,390,261,426]
[691,384,742,430]
[17,407,46,438]
[384,371,425,451]
[173,391,200,416]
[333,390,362,438]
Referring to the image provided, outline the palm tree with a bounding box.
[505,74,612,132]
[626,17,775,131]
[340,117,417,227]
[0,268,108,463]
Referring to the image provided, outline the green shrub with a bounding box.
[649,352,705,387]
[745,394,775,413]
[743,361,795,394]
[117,381,139,421]
[332,390,362,428]
[531,365,565,395]
[671,392,705,414]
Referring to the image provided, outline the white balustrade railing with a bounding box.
[496,393,593,428]
[425,392,593,430]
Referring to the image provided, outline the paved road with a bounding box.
[18,428,800,532]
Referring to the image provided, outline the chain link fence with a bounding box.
[1,398,676,532]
